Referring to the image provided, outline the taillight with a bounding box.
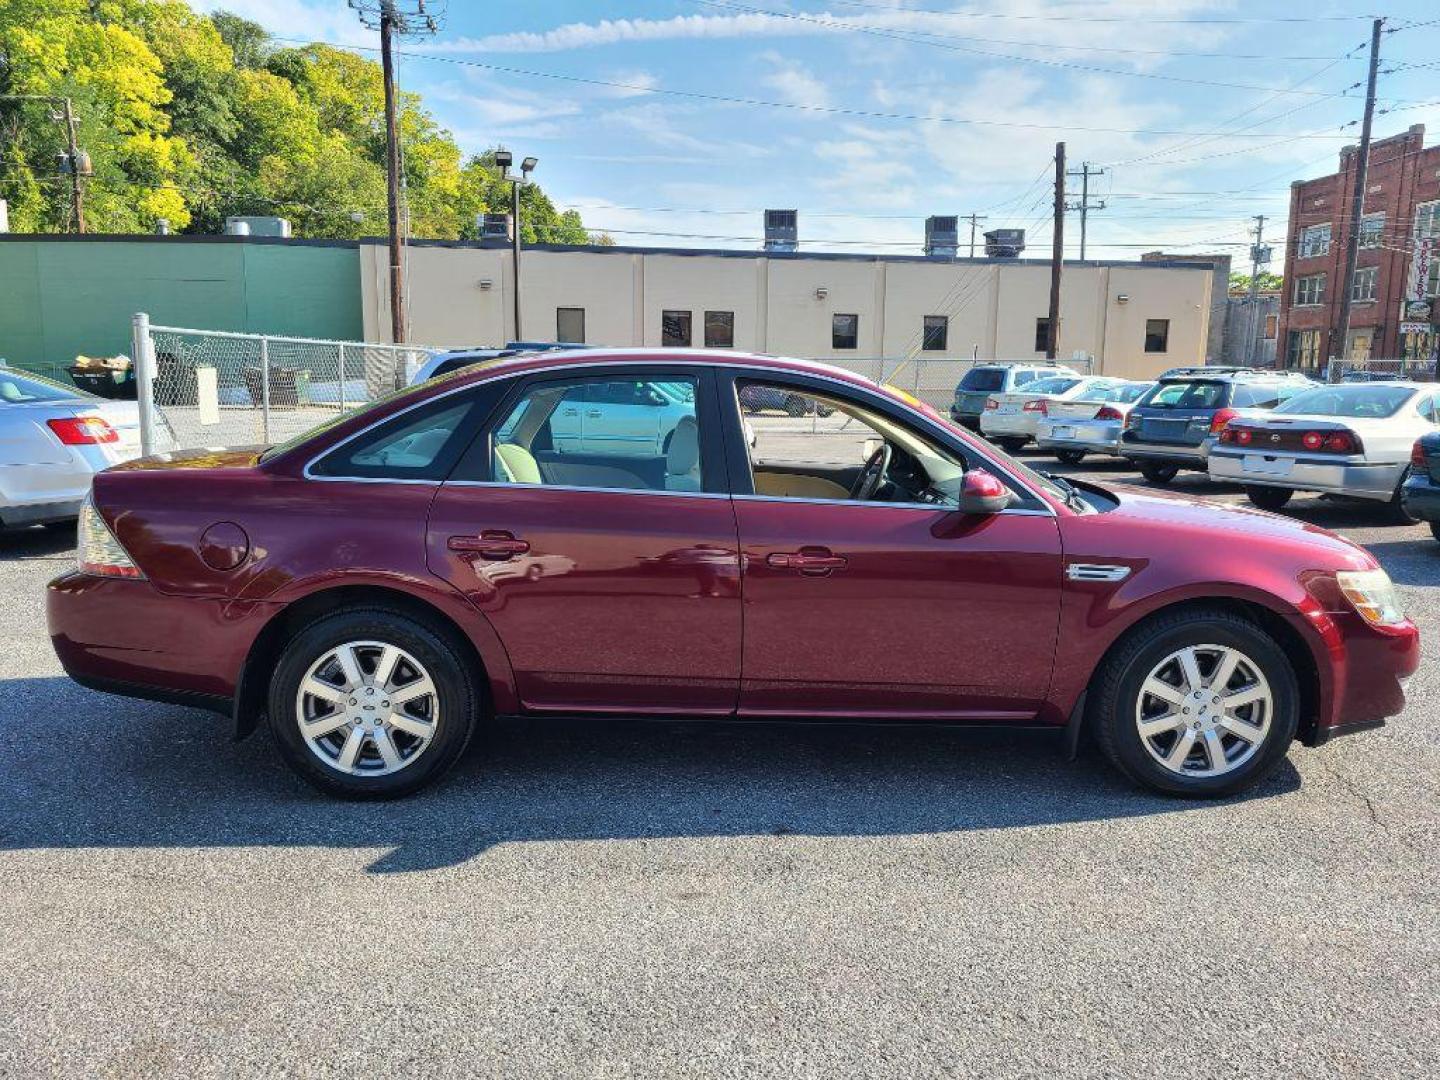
[1209,407,1238,434]
[1235,428,1254,446]
[1414,440,1429,468]
[47,416,118,445]
[984,397,999,411]
[1023,399,1047,414]
[1302,431,1325,451]
[1094,405,1123,422]
[1325,431,1357,454]
[77,495,145,579]
[1125,410,1142,430]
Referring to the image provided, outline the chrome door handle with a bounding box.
[449,531,531,561]
[586,410,602,418]
[766,548,848,575]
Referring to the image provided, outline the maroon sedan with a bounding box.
[48,350,1419,799]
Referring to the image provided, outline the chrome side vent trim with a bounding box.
[1066,563,1132,583]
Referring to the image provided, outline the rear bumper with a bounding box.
[1119,438,1212,468]
[47,571,278,706]
[0,458,102,524]
[1401,473,1440,521]
[979,411,1038,438]
[1035,419,1123,455]
[0,497,83,527]
[1209,449,1403,501]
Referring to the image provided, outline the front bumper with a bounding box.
[1306,608,1419,744]
[47,571,279,709]
[1035,418,1123,455]
[1209,448,1404,501]
[1401,472,1440,521]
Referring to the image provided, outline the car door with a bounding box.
[579,380,666,456]
[426,365,742,715]
[720,371,1064,720]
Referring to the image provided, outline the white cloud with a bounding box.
[599,70,661,99]
[759,52,832,109]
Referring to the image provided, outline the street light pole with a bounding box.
[495,152,536,341]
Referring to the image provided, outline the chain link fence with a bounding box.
[1326,357,1439,383]
[133,314,437,454]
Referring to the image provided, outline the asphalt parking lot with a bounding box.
[2,450,1438,1078]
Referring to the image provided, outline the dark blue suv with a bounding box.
[1119,367,1316,484]
[1402,431,1440,543]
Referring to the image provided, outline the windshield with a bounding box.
[1022,377,1080,395]
[1142,380,1225,410]
[959,368,1006,392]
[1274,384,1416,419]
[0,369,87,404]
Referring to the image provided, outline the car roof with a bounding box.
[1157,367,1311,383]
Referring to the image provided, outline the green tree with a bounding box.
[1230,271,1283,293]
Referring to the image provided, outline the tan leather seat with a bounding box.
[753,471,849,500]
[665,416,702,492]
[494,442,542,484]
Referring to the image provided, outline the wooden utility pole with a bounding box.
[1047,142,1066,360]
[1245,214,1267,365]
[379,10,407,343]
[61,98,85,234]
[1333,16,1383,377]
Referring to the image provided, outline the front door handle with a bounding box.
[586,409,603,418]
[449,531,531,561]
[766,547,848,575]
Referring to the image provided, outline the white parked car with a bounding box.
[545,378,698,458]
[0,368,146,527]
[979,376,1132,451]
[1035,381,1155,463]
[1209,381,1440,520]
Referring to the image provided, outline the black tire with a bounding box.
[1055,449,1086,465]
[1386,468,1421,525]
[1138,462,1180,485]
[1090,608,1299,798]
[1244,485,1293,512]
[784,395,808,418]
[661,430,673,456]
[267,607,479,799]
[1430,520,1440,544]
[995,436,1028,452]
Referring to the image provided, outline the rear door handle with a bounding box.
[766,548,848,575]
[449,531,531,561]
[586,410,603,418]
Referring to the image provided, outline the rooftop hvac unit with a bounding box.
[480,213,513,240]
[984,228,1026,258]
[764,209,798,253]
[225,216,291,238]
[924,215,960,258]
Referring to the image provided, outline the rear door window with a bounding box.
[959,368,1006,392]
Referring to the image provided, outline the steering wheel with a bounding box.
[849,442,892,501]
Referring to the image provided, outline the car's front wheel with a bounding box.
[1138,462,1180,485]
[1091,609,1299,797]
[267,608,479,799]
[1244,485,1293,512]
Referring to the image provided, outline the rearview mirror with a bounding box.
[958,469,1014,515]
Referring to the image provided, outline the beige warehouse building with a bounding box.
[360,238,1217,382]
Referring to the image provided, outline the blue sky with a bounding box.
[203,1,1440,263]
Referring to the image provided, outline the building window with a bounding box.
[1358,214,1384,249]
[556,307,585,343]
[703,310,734,348]
[831,313,859,350]
[1034,317,1051,353]
[1298,224,1331,258]
[662,310,692,347]
[1264,314,1278,339]
[1351,266,1378,303]
[922,315,948,351]
[1428,260,1440,300]
[1416,200,1440,240]
[1143,319,1170,354]
[1294,274,1326,306]
[1287,329,1323,371]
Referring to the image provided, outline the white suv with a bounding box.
[950,363,1080,432]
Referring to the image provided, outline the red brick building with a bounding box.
[1276,124,1440,373]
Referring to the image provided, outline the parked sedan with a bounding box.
[49,349,1417,801]
[949,363,1080,431]
[1035,381,1155,463]
[980,376,1131,451]
[1210,382,1440,520]
[1401,432,1440,542]
[0,368,146,528]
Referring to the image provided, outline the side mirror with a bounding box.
[958,469,1014,515]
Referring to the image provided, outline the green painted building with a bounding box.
[0,235,364,379]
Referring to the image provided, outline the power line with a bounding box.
[821,1,1376,25]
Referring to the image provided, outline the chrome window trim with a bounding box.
[442,480,731,500]
[297,357,1058,513]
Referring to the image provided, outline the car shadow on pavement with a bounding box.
[0,676,1301,874]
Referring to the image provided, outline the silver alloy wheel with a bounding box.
[1134,644,1272,778]
[295,640,440,777]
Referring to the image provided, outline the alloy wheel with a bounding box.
[1134,644,1272,777]
[295,639,440,776]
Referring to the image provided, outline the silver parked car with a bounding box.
[1035,380,1155,463]
[0,368,146,527]
[979,376,1131,451]
[1209,381,1440,520]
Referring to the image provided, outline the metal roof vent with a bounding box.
[924,215,959,258]
[224,216,291,238]
[764,209,798,253]
[984,228,1026,258]
[480,213,513,240]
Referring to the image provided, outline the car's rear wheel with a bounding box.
[1244,485,1293,512]
[267,608,478,799]
[1386,468,1421,525]
[1138,462,1180,485]
[1091,609,1298,797]
[994,436,1028,452]
[1055,449,1086,465]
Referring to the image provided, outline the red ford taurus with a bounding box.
[47,350,1419,799]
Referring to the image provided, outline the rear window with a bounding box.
[1274,384,1416,419]
[1110,383,1153,405]
[1142,380,1226,410]
[0,370,85,404]
[960,368,1006,392]
[1022,377,1080,395]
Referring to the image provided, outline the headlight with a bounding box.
[1336,568,1405,627]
